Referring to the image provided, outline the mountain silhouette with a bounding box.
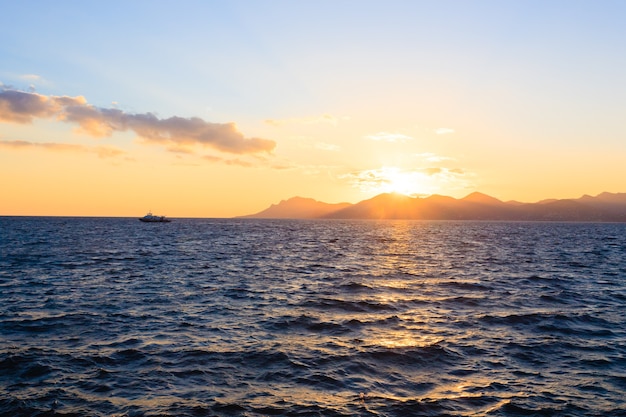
[241,192,626,222]
[238,196,352,219]
[461,192,506,205]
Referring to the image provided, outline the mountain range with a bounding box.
[240,192,626,222]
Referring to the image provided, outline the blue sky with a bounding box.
[6,1,624,118]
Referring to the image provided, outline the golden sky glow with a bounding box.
[1,1,626,217]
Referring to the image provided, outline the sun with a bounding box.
[348,166,444,197]
[378,167,432,196]
[383,169,417,195]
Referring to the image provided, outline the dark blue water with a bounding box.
[1,217,625,416]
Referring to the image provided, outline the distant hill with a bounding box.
[239,196,352,219]
[240,192,626,222]
[323,193,416,219]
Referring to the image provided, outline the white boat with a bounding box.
[138,212,171,223]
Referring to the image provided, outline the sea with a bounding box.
[1,217,625,417]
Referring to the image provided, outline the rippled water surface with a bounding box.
[1,217,625,416]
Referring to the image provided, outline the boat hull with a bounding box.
[138,218,171,223]
[139,213,171,222]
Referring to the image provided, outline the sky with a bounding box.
[1,0,626,217]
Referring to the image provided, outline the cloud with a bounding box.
[18,74,45,83]
[414,152,455,163]
[166,145,196,154]
[314,142,341,152]
[0,87,275,154]
[225,158,254,167]
[0,139,125,158]
[264,114,347,127]
[342,168,390,189]
[199,154,258,168]
[434,128,455,135]
[364,132,414,142]
[0,89,85,123]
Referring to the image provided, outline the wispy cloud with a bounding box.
[0,87,275,154]
[0,139,125,158]
[434,128,455,135]
[342,168,391,190]
[1,74,52,90]
[166,145,196,154]
[264,114,347,127]
[18,74,49,87]
[364,132,414,143]
[314,142,341,152]
[200,154,262,168]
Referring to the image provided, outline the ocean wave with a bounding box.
[1,218,625,416]
[300,297,398,313]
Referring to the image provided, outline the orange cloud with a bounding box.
[0,139,124,158]
[200,154,256,167]
[0,87,275,154]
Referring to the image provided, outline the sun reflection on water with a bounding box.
[372,334,443,349]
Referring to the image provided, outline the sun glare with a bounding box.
[378,167,432,196]
[384,170,417,195]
